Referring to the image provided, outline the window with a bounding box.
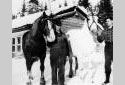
[17,37,21,44]
[12,46,15,52]
[17,45,21,52]
[12,38,15,44]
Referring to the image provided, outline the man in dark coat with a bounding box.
[47,25,71,85]
[97,16,113,84]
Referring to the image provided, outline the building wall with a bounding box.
[61,15,85,33]
[12,30,28,58]
[12,16,84,58]
[12,5,87,58]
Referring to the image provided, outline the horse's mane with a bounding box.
[31,17,41,30]
[30,16,46,37]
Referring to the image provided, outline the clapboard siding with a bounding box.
[12,24,32,33]
[61,16,85,33]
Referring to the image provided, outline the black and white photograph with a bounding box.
[12,0,113,85]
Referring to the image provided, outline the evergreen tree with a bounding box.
[104,0,113,14]
[21,1,26,16]
[78,0,89,8]
[44,3,47,10]
[98,0,113,26]
[27,0,41,14]
[29,0,39,5]
[64,0,68,6]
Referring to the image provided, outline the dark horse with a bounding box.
[47,23,77,85]
[22,12,56,85]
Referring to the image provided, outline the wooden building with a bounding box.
[12,12,42,57]
[12,5,88,57]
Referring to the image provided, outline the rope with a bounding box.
[86,6,103,32]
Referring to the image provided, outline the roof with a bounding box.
[61,16,85,33]
[52,6,88,33]
[12,5,77,29]
[53,6,88,20]
[12,24,32,33]
[12,5,88,29]
[12,12,42,29]
[53,5,88,16]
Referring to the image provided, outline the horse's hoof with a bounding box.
[58,82,65,85]
[68,71,74,78]
[51,83,58,85]
[26,81,32,85]
[40,82,45,85]
[68,74,73,78]
[102,80,109,85]
[29,76,34,80]
[68,72,74,78]
[40,78,45,85]
[102,83,105,85]
[102,82,109,85]
[92,81,94,83]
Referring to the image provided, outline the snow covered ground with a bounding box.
[12,53,113,85]
[12,54,71,85]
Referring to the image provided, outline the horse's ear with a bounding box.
[50,13,53,18]
[42,11,48,18]
[43,11,45,15]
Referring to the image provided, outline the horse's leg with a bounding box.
[50,58,58,85]
[39,53,46,85]
[25,56,34,85]
[68,56,73,78]
[76,55,85,78]
[75,56,78,75]
[85,63,96,84]
[58,56,66,85]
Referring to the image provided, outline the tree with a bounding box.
[26,0,42,14]
[29,0,39,5]
[64,0,68,6]
[44,3,48,10]
[21,0,26,16]
[78,0,89,8]
[97,0,113,26]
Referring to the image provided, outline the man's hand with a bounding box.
[97,29,103,36]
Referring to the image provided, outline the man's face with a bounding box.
[106,18,113,28]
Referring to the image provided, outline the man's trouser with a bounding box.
[104,42,113,83]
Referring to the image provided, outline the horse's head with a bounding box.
[38,11,63,42]
[43,12,57,42]
[31,11,55,42]
[85,14,103,35]
[44,12,62,42]
[45,19,56,42]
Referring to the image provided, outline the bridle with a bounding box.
[45,17,56,42]
[86,6,103,32]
